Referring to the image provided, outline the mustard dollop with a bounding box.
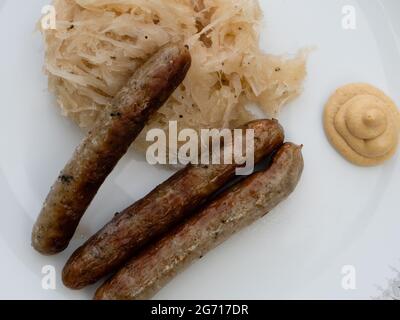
[324,83,400,166]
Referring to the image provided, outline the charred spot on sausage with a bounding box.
[58,175,74,184]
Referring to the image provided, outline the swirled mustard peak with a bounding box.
[324,83,400,166]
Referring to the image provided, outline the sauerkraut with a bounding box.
[41,0,307,152]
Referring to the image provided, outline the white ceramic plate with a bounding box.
[1,0,399,300]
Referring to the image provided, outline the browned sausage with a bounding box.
[94,143,304,300]
[32,43,192,255]
[62,119,284,289]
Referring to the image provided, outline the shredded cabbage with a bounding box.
[42,0,307,152]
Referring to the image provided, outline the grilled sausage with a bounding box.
[63,119,284,289]
[32,43,192,255]
[94,143,304,300]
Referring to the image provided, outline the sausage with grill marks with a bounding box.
[94,143,304,300]
[32,43,192,255]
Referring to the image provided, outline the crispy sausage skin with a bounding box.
[62,119,284,289]
[32,43,192,255]
[94,143,304,300]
